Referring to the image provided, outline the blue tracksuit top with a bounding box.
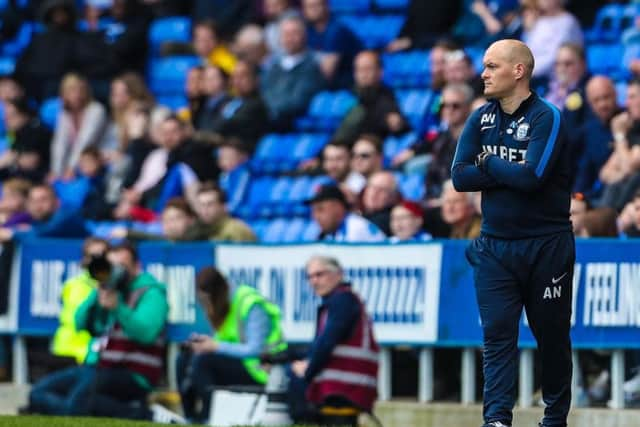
[451,92,572,239]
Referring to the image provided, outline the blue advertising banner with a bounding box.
[14,238,640,349]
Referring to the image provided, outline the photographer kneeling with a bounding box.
[177,267,286,424]
[76,242,169,420]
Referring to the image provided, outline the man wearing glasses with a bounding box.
[392,83,475,200]
[288,256,378,423]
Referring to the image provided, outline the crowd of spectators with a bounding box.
[0,0,640,410]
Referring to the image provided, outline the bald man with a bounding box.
[573,76,618,195]
[452,40,574,427]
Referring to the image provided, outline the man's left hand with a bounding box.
[98,289,119,310]
[475,151,493,171]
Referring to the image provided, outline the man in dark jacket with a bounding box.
[0,96,51,183]
[14,0,79,101]
[334,50,410,143]
[288,256,378,422]
[261,15,325,130]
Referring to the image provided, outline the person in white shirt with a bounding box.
[305,184,385,242]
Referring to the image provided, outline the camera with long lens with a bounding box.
[86,254,129,293]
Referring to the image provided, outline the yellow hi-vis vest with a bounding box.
[51,271,97,364]
[215,285,286,384]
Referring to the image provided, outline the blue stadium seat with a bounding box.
[85,221,129,239]
[1,21,35,57]
[382,50,429,87]
[587,43,625,76]
[374,0,408,11]
[296,90,356,131]
[340,15,405,49]
[149,16,192,54]
[251,134,297,173]
[621,4,640,33]
[268,176,293,216]
[616,81,628,106]
[281,217,307,242]
[262,218,288,243]
[396,90,433,129]
[148,56,201,95]
[302,220,321,241]
[398,173,425,201]
[247,219,268,241]
[39,97,62,128]
[291,134,329,163]
[0,57,15,76]
[383,132,417,166]
[329,0,370,14]
[586,4,623,43]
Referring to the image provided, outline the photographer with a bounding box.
[25,237,109,416]
[176,267,286,424]
[75,241,169,420]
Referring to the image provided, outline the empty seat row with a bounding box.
[586,4,640,43]
[252,133,330,173]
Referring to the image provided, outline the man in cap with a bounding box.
[305,184,385,242]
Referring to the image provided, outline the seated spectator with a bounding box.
[116,197,204,242]
[178,65,205,126]
[599,79,640,211]
[334,51,409,143]
[193,65,231,131]
[263,0,300,57]
[440,180,480,239]
[232,24,269,69]
[443,50,484,97]
[361,171,402,236]
[77,0,151,96]
[75,147,111,220]
[454,0,522,49]
[569,192,590,235]
[386,0,461,51]
[76,242,172,421]
[177,266,286,424]
[191,0,253,39]
[102,72,156,156]
[545,43,589,122]
[197,60,269,152]
[193,19,237,75]
[320,140,366,203]
[302,0,363,89]
[24,237,110,416]
[0,97,51,183]
[50,73,108,181]
[389,201,432,243]
[573,76,619,198]
[305,184,385,242]
[576,207,619,238]
[0,178,32,227]
[393,83,474,200]
[0,75,24,105]
[351,134,383,181]
[428,39,460,93]
[288,256,378,422]
[191,182,257,242]
[261,15,325,130]
[218,138,251,215]
[137,115,217,215]
[14,0,78,101]
[620,190,640,237]
[522,0,583,82]
[0,184,88,242]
